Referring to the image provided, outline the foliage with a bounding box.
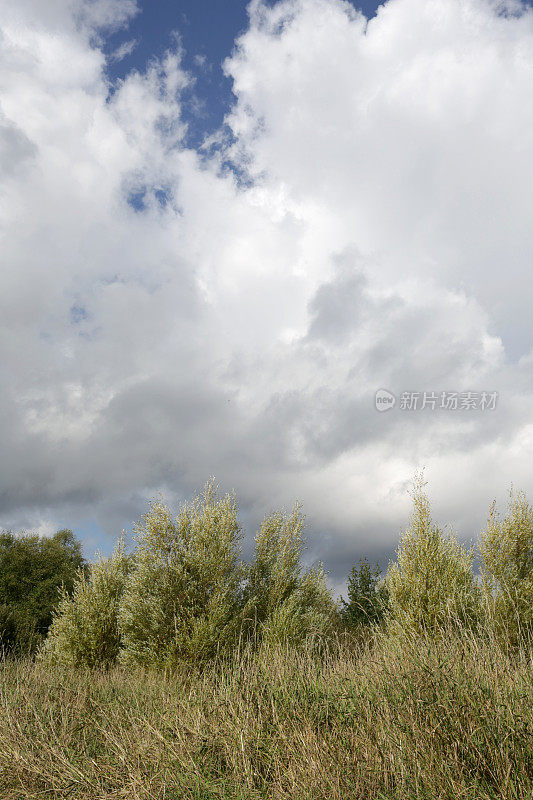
[39,538,131,669]
[241,505,338,647]
[480,488,533,650]
[340,557,389,628]
[0,528,85,655]
[37,483,336,671]
[119,482,245,669]
[385,475,481,636]
[259,564,338,648]
[30,474,533,675]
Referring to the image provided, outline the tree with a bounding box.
[480,489,533,649]
[119,482,245,669]
[38,482,338,670]
[39,538,131,669]
[0,528,85,655]
[385,475,480,636]
[340,557,389,628]
[241,505,338,647]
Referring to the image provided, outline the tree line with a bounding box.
[1,475,531,666]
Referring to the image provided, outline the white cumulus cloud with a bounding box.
[1,0,532,588]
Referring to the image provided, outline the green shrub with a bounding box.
[340,557,389,629]
[259,566,337,648]
[0,529,85,656]
[480,489,533,650]
[241,505,338,647]
[119,481,245,669]
[39,538,130,669]
[38,483,337,671]
[385,476,480,636]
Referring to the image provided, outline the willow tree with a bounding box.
[385,476,480,636]
[119,482,244,669]
[39,537,130,669]
[480,489,533,649]
[241,504,337,648]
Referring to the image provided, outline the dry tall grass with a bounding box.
[0,618,531,800]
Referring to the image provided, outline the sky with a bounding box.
[103,0,381,145]
[1,0,533,597]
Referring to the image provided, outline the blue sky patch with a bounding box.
[104,1,381,148]
[70,304,88,324]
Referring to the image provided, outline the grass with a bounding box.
[0,621,531,800]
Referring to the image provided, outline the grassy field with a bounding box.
[0,621,531,800]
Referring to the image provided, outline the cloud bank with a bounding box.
[1,0,533,588]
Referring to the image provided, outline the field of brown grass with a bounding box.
[0,620,531,800]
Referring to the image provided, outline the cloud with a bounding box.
[1,0,533,588]
[109,38,138,62]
